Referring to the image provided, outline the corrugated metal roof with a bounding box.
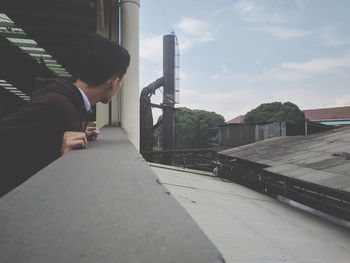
[151,164,350,263]
[220,126,350,192]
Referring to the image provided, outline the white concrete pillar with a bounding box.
[120,0,140,149]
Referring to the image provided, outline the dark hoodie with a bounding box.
[0,78,88,196]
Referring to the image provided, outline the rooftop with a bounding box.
[151,164,350,263]
[303,106,350,121]
[226,114,245,124]
[220,126,350,192]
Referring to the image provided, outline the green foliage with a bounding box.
[154,107,225,149]
[244,101,305,124]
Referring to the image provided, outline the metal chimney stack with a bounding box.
[162,34,176,164]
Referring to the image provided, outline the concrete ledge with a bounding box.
[0,127,224,263]
[149,162,216,177]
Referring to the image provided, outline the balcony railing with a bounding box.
[0,127,224,263]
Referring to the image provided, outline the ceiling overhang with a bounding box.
[0,0,97,114]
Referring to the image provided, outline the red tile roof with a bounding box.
[303,106,350,121]
[227,115,245,124]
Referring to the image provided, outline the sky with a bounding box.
[140,0,350,122]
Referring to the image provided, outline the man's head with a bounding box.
[74,34,130,103]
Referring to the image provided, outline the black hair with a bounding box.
[73,34,130,86]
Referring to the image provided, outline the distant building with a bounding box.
[226,114,245,124]
[303,106,350,126]
[227,106,350,126]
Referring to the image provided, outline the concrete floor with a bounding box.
[151,164,350,263]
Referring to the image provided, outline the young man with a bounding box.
[0,34,130,196]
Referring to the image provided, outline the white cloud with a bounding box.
[254,25,311,39]
[235,0,285,23]
[179,87,251,109]
[222,105,256,122]
[140,63,163,90]
[175,17,215,51]
[236,1,257,14]
[263,54,350,81]
[176,86,329,121]
[207,55,350,116]
[210,7,228,17]
[211,65,250,82]
[320,26,350,46]
[235,1,311,40]
[152,108,163,124]
[332,95,350,107]
[263,68,308,82]
[176,17,213,39]
[140,17,215,63]
[323,37,350,46]
[140,34,163,63]
[281,54,350,72]
[269,87,332,110]
[200,56,350,118]
[177,87,253,121]
[179,69,187,80]
[293,0,307,12]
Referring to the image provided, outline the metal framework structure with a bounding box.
[140,34,179,163]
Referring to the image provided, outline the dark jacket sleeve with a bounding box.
[0,98,53,196]
[0,93,82,163]
[0,100,50,144]
[0,91,83,196]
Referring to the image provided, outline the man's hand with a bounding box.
[61,131,88,155]
[85,127,100,141]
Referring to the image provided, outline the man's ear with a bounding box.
[113,77,122,90]
[106,77,117,90]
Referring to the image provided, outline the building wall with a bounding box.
[95,0,140,149]
[220,123,284,147]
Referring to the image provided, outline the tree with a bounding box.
[154,107,225,149]
[244,102,305,124]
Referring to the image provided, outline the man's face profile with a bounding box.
[100,76,122,104]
